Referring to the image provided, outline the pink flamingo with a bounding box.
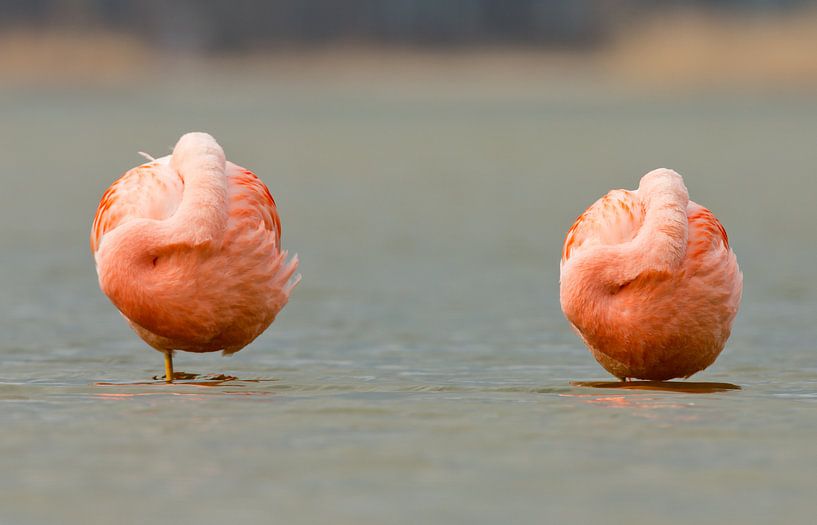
[91,132,300,382]
[559,169,742,381]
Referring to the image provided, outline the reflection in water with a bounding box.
[154,371,213,381]
[563,380,741,415]
[560,393,699,423]
[95,374,277,388]
[94,392,209,399]
[571,380,741,394]
[92,374,279,399]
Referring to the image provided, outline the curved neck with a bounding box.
[561,170,689,307]
[607,169,690,284]
[632,171,689,273]
[167,133,229,246]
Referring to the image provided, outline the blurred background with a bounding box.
[1,2,817,525]
[3,0,817,87]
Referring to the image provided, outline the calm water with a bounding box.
[1,73,816,524]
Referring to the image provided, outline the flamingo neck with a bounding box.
[560,169,690,318]
[631,168,689,272]
[168,132,229,246]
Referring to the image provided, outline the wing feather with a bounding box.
[686,203,730,259]
[561,189,644,265]
[90,158,183,254]
[225,162,282,246]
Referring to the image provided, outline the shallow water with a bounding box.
[1,73,816,524]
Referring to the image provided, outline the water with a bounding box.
[1,71,816,524]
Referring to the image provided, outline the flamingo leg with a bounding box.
[164,352,174,383]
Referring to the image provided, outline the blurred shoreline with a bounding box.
[2,8,817,93]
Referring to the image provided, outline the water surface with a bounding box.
[1,74,816,524]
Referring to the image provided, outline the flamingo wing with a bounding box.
[561,189,644,265]
[225,162,283,246]
[90,157,183,254]
[222,162,300,321]
[686,202,730,259]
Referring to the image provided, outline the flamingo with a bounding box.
[91,132,300,382]
[559,169,742,381]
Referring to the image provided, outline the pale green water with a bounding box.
[1,73,816,524]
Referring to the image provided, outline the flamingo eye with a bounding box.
[152,256,159,267]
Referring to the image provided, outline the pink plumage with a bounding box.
[91,132,299,379]
[559,169,742,381]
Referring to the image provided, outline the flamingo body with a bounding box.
[91,132,299,365]
[559,169,742,380]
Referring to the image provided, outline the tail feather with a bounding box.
[286,273,303,296]
[273,251,300,297]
